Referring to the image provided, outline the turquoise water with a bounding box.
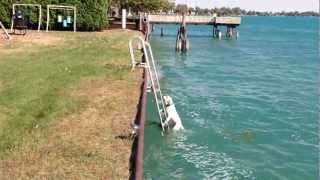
[143,16,319,179]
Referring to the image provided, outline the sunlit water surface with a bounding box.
[143,16,319,180]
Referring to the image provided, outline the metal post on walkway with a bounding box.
[122,9,127,29]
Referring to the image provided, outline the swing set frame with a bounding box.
[0,21,11,40]
[10,4,42,32]
[46,5,77,32]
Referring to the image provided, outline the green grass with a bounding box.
[0,31,135,156]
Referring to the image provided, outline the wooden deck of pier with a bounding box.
[147,15,241,26]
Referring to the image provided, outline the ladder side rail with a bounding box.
[147,69,165,130]
[145,49,168,131]
[145,42,167,121]
[145,43,162,91]
[147,51,166,118]
[144,44,164,107]
[145,60,166,130]
[128,38,137,69]
[128,36,147,69]
[145,42,167,119]
[139,38,166,130]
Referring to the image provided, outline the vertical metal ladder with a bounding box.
[129,36,167,131]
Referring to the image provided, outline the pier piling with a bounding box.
[176,14,189,52]
[226,25,239,39]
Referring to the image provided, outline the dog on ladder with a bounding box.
[163,96,184,131]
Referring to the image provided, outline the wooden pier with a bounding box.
[141,14,241,52]
[147,14,241,26]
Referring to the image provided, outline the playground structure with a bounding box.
[11,4,42,32]
[46,5,77,32]
[0,21,11,40]
[1,3,77,37]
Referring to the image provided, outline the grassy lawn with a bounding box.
[0,30,142,179]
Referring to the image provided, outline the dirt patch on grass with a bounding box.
[0,80,4,90]
[0,70,143,179]
[0,112,8,129]
[96,29,138,36]
[0,31,63,56]
[16,32,62,46]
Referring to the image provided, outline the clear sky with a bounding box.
[175,0,319,12]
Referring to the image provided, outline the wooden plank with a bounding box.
[13,4,41,7]
[215,17,241,25]
[47,5,75,9]
[147,15,241,26]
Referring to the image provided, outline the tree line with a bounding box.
[109,1,319,17]
[108,0,175,14]
[173,4,319,17]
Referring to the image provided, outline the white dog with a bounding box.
[163,96,184,131]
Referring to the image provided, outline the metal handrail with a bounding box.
[128,36,148,70]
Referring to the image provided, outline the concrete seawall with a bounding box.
[131,69,147,180]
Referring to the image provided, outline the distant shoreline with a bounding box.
[174,5,320,17]
[241,15,319,17]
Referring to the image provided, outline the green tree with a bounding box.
[0,0,108,31]
[0,1,11,26]
[231,7,241,15]
[112,0,168,13]
[160,1,175,13]
[188,7,195,15]
[195,6,201,15]
[175,4,188,14]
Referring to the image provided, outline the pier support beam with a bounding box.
[213,25,216,38]
[226,25,239,39]
[139,13,143,31]
[140,14,150,41]
[213,25,222,39]
[176,14,189,52]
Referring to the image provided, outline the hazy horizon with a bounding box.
[175,0,319,12]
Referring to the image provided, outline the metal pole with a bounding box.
[74,7,77,32]
[38,5,41,32]
[11,5,15,31]
[46,6,49,32]
[139,12,143,31]
[122,9,126,29]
